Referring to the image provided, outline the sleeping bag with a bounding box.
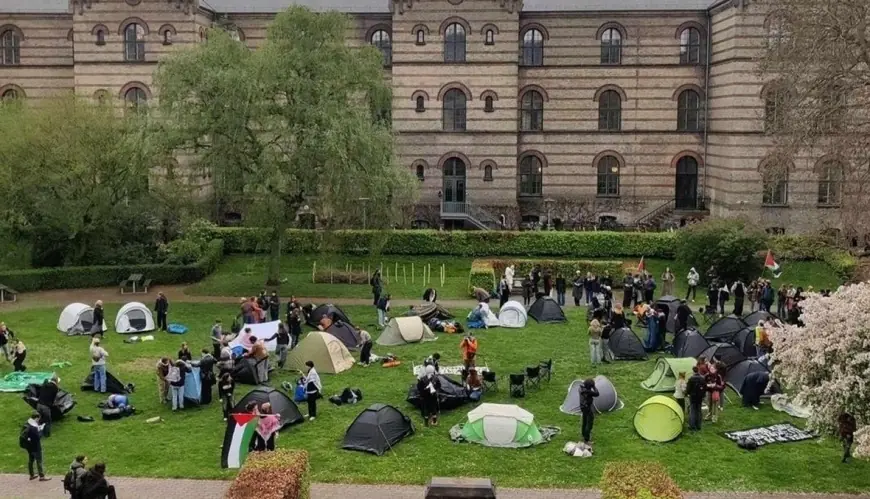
[101,406,135,420]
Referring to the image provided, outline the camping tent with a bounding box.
[326,321,362,350]
[342,403,414,456]
[412,303,453,322]
[286,332,354,374]
[527,297,566,323]
[57,303,106,335]
[699,343,746,368]
[376,317,436,346]
[672,328,710,358]
[744,310,777,327]
[407,374,469,411]
[726,359,773,395]
[234,386,304,428]
[458,403,546,448]
[306,304,352,328]
[704,315,747,342]
[23,384,76,420]
[641,357,697,392]
[114,302,155,334]
[232,358,264,385]
[608,328,648,360]
[654,296,696,333]
[81,370,131,394]
[731,327,757,357]
[560,376,622,415]
[498,301,528,328]
[479,302,500,328]
[184,366,202,406]
[634,395,684,442]
[230,321,281,352]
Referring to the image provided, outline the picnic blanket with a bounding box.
[412,364,490,377]
[723,423,815,447]
[0,372,55,393]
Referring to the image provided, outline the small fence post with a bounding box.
[403,265,407,284]
[312,261,316,283]
[412,262,415,284]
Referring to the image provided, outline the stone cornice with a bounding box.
[392,0,522,15]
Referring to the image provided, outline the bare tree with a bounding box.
[757,0,870,238]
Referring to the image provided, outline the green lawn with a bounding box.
[0,302,867,492]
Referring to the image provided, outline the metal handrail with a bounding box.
[634,199,675,227]
[441,201,500,229]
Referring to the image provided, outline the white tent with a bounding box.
[479,302,500,328]
[498,301,527,328]
[115,302,155,334]
[57,303,106,335]
[230,321,281,352]
[377,317,437,346]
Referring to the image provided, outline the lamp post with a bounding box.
[544,197,555,230]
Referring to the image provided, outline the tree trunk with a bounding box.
[265,224,283,286]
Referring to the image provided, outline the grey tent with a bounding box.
[654,296,697,333]
[672,328,710,358]
[307,304,352,328]
[527,297,566,324]
[731,327,757,357]
[607,327,648,360]
[342,403,414,456]
[23,384,76,420]
[326,321,362,350]
[233,386,304,428]
[81,371,131,394]
[699,342,746,368]
[744,310,777,327]
[704,315,747,342]
[407,374,468,412]
[726,359,774,395]
[560,375,622,415]
[411,302,453,322]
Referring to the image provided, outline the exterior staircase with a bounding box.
[634,199,676,231]
[440,202,502,230]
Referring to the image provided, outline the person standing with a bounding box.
[643,275,657,304]
[240,297,254,325]
[686,268,699,302]
[22,411,49,481]
[267,322,291,369]
[555,273,567,306]
[661,268,675,296]
[210,319,223,357]
[370,270,383,306]
[521,277,533,306]
[358,329,373,366]
[0,322,15,362]
[763,281,776,312]
[154,292,169,332]
[12,338,27,372]
[588,312,603,366]
[155,357,171,404]
[839,412,857,463]
[459,332,478,371]
[747,280,759,313]
[686,367,705,431]
[583,273,595,305]
[218,372,235,421]
[90,338,108,393]
[168,360,189,412]
[177,342,193,362]
[376,294,391,328]
[65,455,88,498]
[578,379,599,444]
[197,348,216,405]
[676,300,692,333]
[776,284,787,318]
[287,303,303,349]
[621,272,633,308]
[497,277,511,308]
[572,271,584,306]
[416,364,441,427]
[542,269,553,297]
[266,291,280,322]
[673,371,687,415]
[91,300,104,338]
[707,281,719,313]
[717,281,730,316]
[303,360,322,421]
[504,265,515,293]
[731,279,746,316]
[36,375,59,438]
[704,364,724,423]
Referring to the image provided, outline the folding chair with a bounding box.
[525,366,542,390]
[509,374,526,398]
[539,359,553,382]
[699,306,717,326]
[482,371,498,392]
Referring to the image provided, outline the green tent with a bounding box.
[458,403,545,448]
[634,395,684,442]
[641,357,696,392]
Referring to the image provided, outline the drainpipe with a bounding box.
[701,9,712,211]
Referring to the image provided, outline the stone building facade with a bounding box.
[0,0,847,233]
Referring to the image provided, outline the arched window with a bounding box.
[764,87,787,133]
[371,30,391,67]
[124,23,145,62]
[485,29,494,45]
[1,88,19,100]
[444,23,466,63]
[677,89,703,132]
[1,28,22,66]
[817,162,843,206]
[520,90,544,131]
[598,90,621,131]
[163,30,172,45]
[93,89,109,104]
[521,29,543,66]
[600,28,621,65]
[415,95,425,112]
[484,96,494,113]
[416,29,425,45]
[96,30,106,45]
[518,155,543,197]
[416,164,425,181]
[761,169,788,206]
[679,28,703,65]
[442,88,467,131]
[596,155,620,197]
[483,165,493,181]
[124,86,147,111]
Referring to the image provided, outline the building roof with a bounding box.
[1,0,68,13]
[523,0,713,11]
[199,0,391,13]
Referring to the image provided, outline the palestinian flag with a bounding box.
[764,250,782,278]
[637,256,646,273]
[221,413,258,469]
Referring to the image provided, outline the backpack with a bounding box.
[18,425,29,449]
[63,469,77,494]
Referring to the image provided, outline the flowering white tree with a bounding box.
[768,283,870,457]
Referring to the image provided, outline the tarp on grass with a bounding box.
[0,372,55,393]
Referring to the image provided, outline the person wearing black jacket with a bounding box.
[731,279,746,316]
[676,300,692,333]
[36,376,59,438]
[686,367,705,431]
[370,270,383,306]
[0,322,14,362]
[621,272,633,308]
[154,292,169,331]
[572,272,584,306]
[91,301,104,338]
[266,322,291,369]
[177,342,192,362]
[169,361,190,411]
[218,372,235,421]
[196,349,216,405]
[268,292,281,322]
[417,365,441,427]
[579,379,600,444]
[79,463,117,499]
[287,304,303,350]
[555,273,567,306]
[22,412,49,481]
[542,269,553,296]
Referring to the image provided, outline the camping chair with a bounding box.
[525,366,542,390]
[699,306,717,326]
[482,371,498,393]
[539,359,553,382]
[509,374,525,398]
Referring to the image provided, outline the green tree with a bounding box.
[154,6,415,285]
[0,97,171,266]
[675,219,769,281]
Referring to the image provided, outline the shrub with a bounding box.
[159,239,204,265]
[313,267,370,284]
[601,461,682,499]
[469,260,496,294]
[0,239,224,292]
[225,449,309,499]
[675,219,768,282]
[770,235,857,281]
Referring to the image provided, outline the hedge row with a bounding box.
[210,228,677,258]
[600,461,681,499]
[0,240,224,293]
[469,259,624,294]
[770,235,858,280]
[225,449,309,499]
[468,260,497,294]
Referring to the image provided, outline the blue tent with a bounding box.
[184,366,201,405]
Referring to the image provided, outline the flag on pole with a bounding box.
[637,256,645,273]
[764,250,782,278]
[221,413,259,469]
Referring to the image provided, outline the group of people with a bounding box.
[676,357,728,431]
[416,335,483,427]
[0,321,27,371]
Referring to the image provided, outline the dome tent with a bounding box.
[407,374,469,412]
[342,404,414,456]
[641,357,697,392]
[527,297,566,324]
[726,359,775,395]
[457,403,551,448]
[233,386,304,428]
[326,321,362,350]
[412,302,453,322]
[699,343,746,369]
[672,328,710,358]
[704,315,747,342]
[498,300,528,328]
[654,295,696,333]
[114,302,155,334]
[560,376,623,415]
[57,303,106,336]
[306,304,352,328]
[634,395,684,442]
[81,370,132,394]
[23,384,76,420]
[744,310,776,327]
[286,332,354,374]
[376,316,436,346]
[607,327,648,360]
[731,327,757,358]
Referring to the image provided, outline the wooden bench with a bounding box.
[142,278,153,293]
[119,274,144,294]
[0,284,18,303]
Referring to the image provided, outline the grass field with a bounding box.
[0,302,867,492]
[187,254,844,301]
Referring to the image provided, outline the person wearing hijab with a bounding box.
[417,365,441,427]
[579,379,600,444]
[303,360,321,421]
[686,268,699,302]
[253,402,281,451]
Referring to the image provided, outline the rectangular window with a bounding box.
[598,109,621,131]
[442,108,466,131]
[762,179,788,206]
[600,43,621,65]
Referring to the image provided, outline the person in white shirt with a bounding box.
[358,330,373,366]
[686,268,700,302]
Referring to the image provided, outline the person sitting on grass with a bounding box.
[465,368,483,402]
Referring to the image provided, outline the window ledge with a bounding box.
[518,194,543,198]
[415,108,425,113]
[597,194,621,199]
[761,203,789,208]
[817,203,841,209]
